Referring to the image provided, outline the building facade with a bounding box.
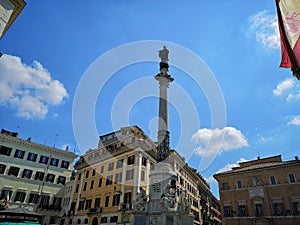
[70,126,157,225]
[214,155,300,225]
[170,150,222,225]
[0,0,26,39]
[69,126,221,225]
[0,129,78,225]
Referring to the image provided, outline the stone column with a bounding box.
[155,62,174,162]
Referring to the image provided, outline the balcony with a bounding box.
[87,207,102,214]
[119,203,133,211]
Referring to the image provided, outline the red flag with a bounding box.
[276,0,300,79]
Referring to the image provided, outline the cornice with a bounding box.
[0,133,78,159]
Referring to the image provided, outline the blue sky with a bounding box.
[1,1,300,198]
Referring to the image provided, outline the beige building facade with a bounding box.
[214,155,300,225]
[0,129,78,225]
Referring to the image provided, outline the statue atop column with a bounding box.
[158,46,169,63]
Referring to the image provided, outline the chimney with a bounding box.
[257,156,260,160]
[295,156,299,161]
[1,129,19,138]
[66,146,69,151]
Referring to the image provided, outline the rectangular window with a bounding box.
[53,197,62,207]
[75,184,79,193]
[273,202,284,216]
[8,166,20,177]
[98,178,102,187]
[28,193,39,204]
[27,153,37,162]
[0,164,6,174]
[270,176,277,185]
[106,175,113,186]
[115,172,122,183]
[127,155,135,165]
[50,158,59,167]
[108,162,114,171]
[83,182,87,191]
[142,157,147,166]
[288,173,296,183]
[238,204,247,217]
[39,155,49,164]
[57,176,66,185]
[254,203,264,217]
[293,201,300,215]
[222,182,229,190]
[78,200,85,210]
[14,149,25,159]
[150,163,155,171]
[85,170,89,178]
[116,159,123,169]
[110,216,118,223]
[92,169,96,176]
[94,197,101,208]
[35,171,45,181]
[126,169,134,181]
[100,166,104,174]
[100,217,108,223]
[224,206,232,217]
[14,191,26,202]
[40,195,50,206]
[61,160,70,169]
[237,180,242,189]
[124,192,132,204]
[0,146,12,156]
[112,194,120,206]
[105,195,110,207]
[22,169,32,179]
[46,174,55,183]
[85,199,92,210]
[0,190,12,201]
[90,180,94,190]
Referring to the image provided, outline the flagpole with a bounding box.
[36,155,51,213]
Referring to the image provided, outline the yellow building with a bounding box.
[68,126,221,225]
[70,126,157,225]
[214,155,300,225]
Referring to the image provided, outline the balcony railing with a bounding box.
[119,203,133,211]
[87,207,102,214]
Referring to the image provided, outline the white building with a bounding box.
[0,129,78,225]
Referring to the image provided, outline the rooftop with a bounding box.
[0,129,78,158]
[214,155,299,177]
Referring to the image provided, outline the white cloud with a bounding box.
[206,158,248,184]
[287,91,300,101]
[0,54,68,119]
[287,115,300,126]
[273,78,295,96]
[247,11,280,49]
[191,127,248,157]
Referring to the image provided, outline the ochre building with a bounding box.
[214,155,300,225]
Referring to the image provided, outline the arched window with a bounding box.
[84,218,89,224]
[91,217,98,225]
